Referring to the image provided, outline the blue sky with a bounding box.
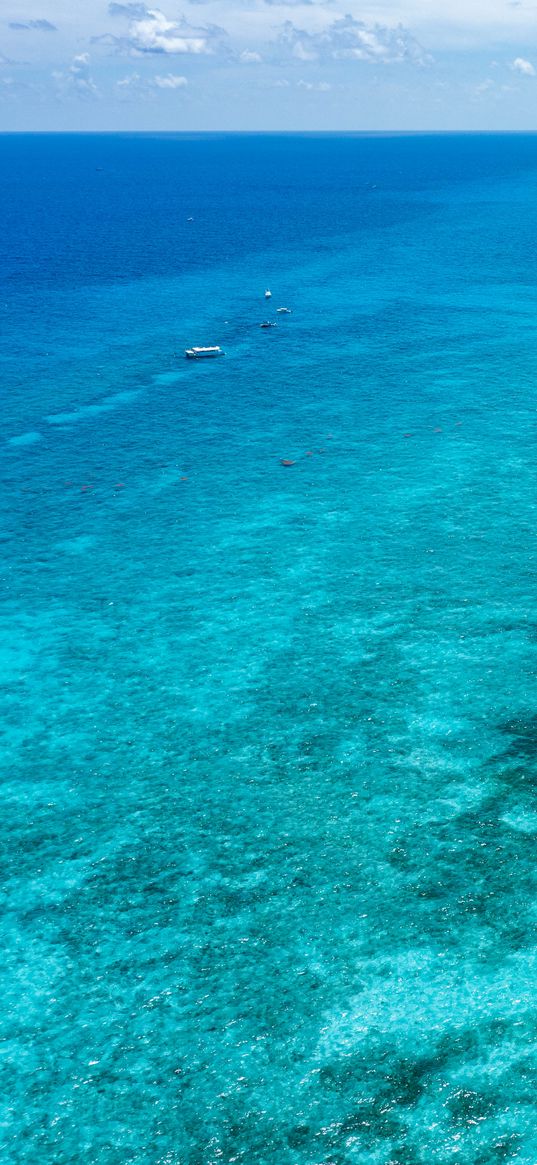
[2,1,537,130]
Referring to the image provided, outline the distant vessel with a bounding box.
[260,321,277,329]
[265,289,272,299]
[276,307,291,314]
[185,346,224,359]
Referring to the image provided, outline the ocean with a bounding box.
[3,131,537,1164]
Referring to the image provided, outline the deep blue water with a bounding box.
[4,132,537,1163]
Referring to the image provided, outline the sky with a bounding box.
[1,1,537,130]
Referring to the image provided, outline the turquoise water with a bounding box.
[4,133,537,1163]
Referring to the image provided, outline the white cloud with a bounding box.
[115,70,188,96]
[53,53,99,100]
[276,16,431,67]
[115,70,157,99]
[512,56,535,75]
[127,7,222,55]
[116,72,142,86]
[298,78,331,90]
[93,7,228,57]
[153,72,188,86]
[240,50,262,63]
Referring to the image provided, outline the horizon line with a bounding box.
[2,128,537,136]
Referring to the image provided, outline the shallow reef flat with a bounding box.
[3,132,537,1163]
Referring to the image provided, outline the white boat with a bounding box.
[264,289,272,299]
[276,307,291,314]
[185,346,224,359]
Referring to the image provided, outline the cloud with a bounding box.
[116,71,142,87]
[278,23,316,62]
[103,1,421,69]
[474,78,494,94]
[108,2,148,15]
[276,15,431,67]
[153,72,188,86]
[114,68,186,98]
[0,74,38,101]
[91,33,128,51]
[298,78,331,90]
[53,53,99,100]
[113,7,225,55]
[9,19,57,32]
[512,56,535,75]
[115,70,156,100]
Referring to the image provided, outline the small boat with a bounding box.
[185,345,224,359]
[276,307,292,314]
[264,289,272,299]
[260,321,277,329]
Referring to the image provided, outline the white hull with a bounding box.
[185,346,224,359]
